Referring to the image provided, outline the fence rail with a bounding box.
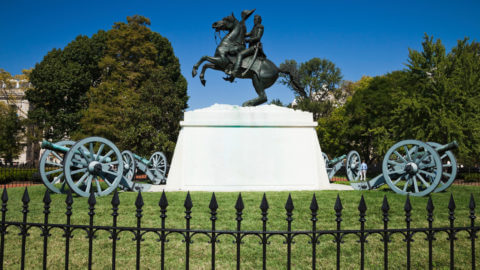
[0,188,478,270]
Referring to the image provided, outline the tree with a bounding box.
[26,31,106,140]
[77,15,188,158]
[393,34,480,165]
[279,58,343,120]
[317,74,402,164]
[0,103,24,164]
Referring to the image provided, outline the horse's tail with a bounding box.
[279,65,307,98]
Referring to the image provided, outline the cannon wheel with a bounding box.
[346,150,361,182]
[149,152,168,180]
[121,150,136,190]
[39,140,76,194]
[382,140,442,197]
[322,152,329,168]
[427,142,457,193]
[64,137,124,197]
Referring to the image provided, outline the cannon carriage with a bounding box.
[39,136,168,197]
[348,140,458,196]
[322,150,361,181]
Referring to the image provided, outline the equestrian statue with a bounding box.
[192,9,305,106]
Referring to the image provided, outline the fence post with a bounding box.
[234,193,244,270]
[358,195,367,270]
[260,193,269,270]
[310,194,318,270]
[469,194,476,270]
[209,193,218,270]
[20,188,30,270]
[448,194,457,269]
[111,191,120,270]
[381,195,390,270]
[87,190,96,270]
[64,190,73,270]
[159,191,168,270]
[285,194,294,270]
[135,192,144,270]
[426,196,435,270]
[334,194,343,270]
[404,195,412,270]
[184,192,193,270]
[0,189,8,270]
[42,190,51,270]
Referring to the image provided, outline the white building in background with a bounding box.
[0,79,34,165]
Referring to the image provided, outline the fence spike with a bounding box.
[404,195,412,213]
[448,194,456,211]
[209,193,218,211]
[22,188,30,204]
[310,193,318,212]
[65,189,73,206]
[135,191,144,209]
[470,194,476,211]
[426,196,434,213]
[334,194,343,212]
[260,193,269,212]
[1,188,8,203]
[358,194,367,213]
[235,193,244,211]
[88,190,96,206]
[184,192,193,210]
[382,195,389,212]
[159,190,168,209]
[43,189,51,205]
[285,193,294,212]
[111,190,120,207]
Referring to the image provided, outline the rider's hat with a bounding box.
[241,9,255,21]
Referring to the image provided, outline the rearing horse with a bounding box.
[192,12,304,106]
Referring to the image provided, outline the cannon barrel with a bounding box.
[133,153,151,165]
[42,141,69,153]
[41,140,112,162]
[434,140,458,154]
[328,154,346,166]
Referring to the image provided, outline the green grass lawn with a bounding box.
[1,185,480,269]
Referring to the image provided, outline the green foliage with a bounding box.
[318,35,480,166]
[463,173,480,183]
[269,98,285,106]
[0,167,38,183]
[26,31,106,140]
[279,58,343,120]
[77,15,188,158]
[0,104,24,164]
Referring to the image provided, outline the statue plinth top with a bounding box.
[181,104,316,127]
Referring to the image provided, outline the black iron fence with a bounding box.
[0,188,479,270]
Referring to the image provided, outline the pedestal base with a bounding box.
[161,104,350,192]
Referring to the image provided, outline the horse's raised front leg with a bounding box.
[192,55,224,77]
[199,63,216,86]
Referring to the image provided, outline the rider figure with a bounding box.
[232,14,265,76]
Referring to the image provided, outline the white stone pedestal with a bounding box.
[160,104,347,192]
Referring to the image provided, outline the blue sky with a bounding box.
[1,0,478,110]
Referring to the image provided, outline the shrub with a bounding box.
[0,167,39,183]
[463,173,480,183]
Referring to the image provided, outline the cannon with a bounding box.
[349,140,458,196]
[323,150,361,181]
[119,150,168,191]
[323,153,346,180]
[39,136,168,197]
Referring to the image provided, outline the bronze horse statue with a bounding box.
[192,11,304,106]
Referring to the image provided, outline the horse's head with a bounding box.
[212,13,237,32]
